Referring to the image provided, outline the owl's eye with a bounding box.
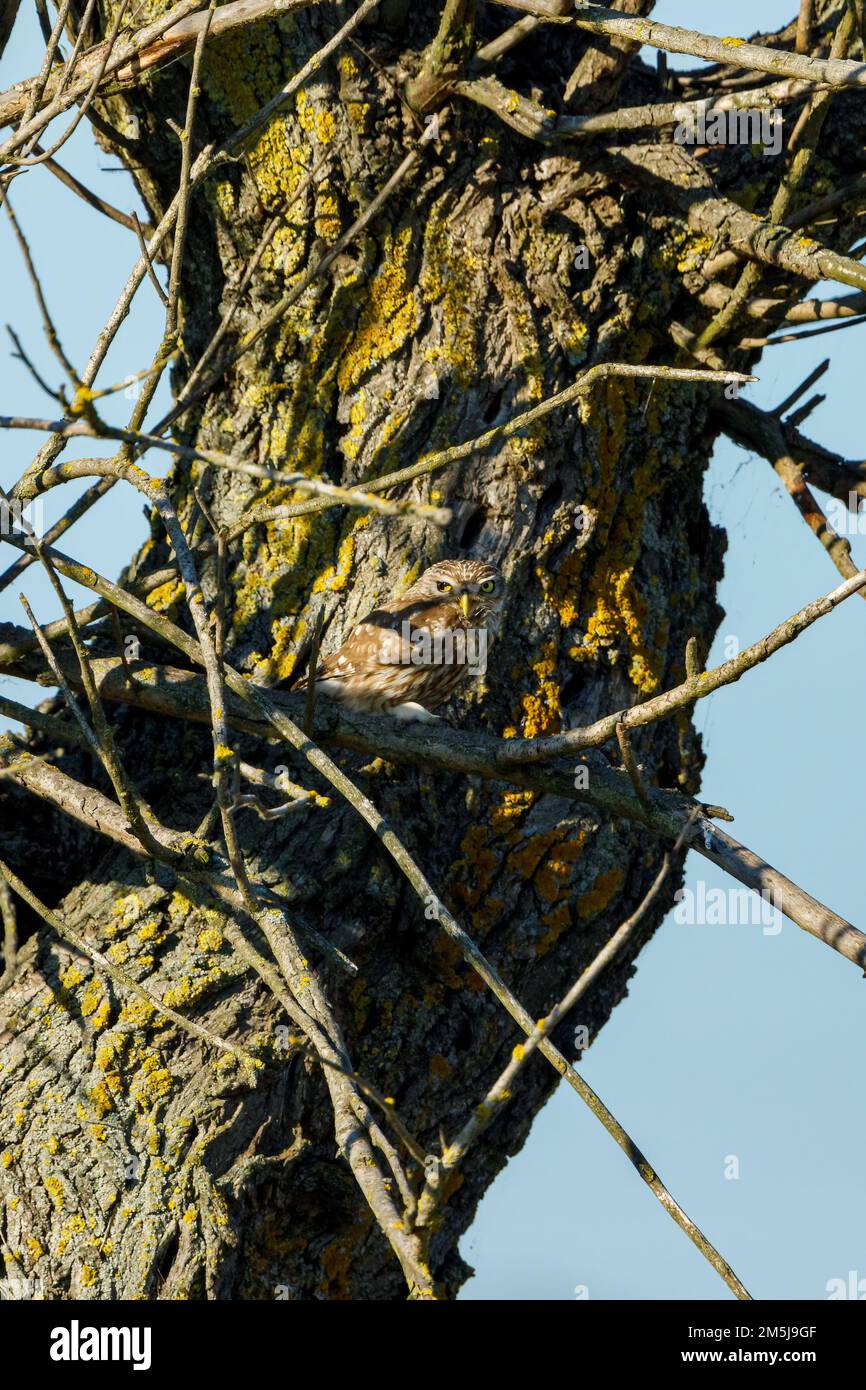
[436,580,453,593]
[479,579,496,594]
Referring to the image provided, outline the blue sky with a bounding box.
[2,0,864,1301]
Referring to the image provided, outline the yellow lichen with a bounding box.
[419,208,485,390]
[80,980,111,1031]
[337,226,419,393]
[577,868,625,920]
[130,1055,173,1110]
[118,997,156,1028]
[146,578,185,614]
[44,1175,64,1210]
[197,927,223,952]
[518,641,562,738]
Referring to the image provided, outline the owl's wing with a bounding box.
[291,610,405,689]
[291,598,465,689]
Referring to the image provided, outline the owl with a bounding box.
[294,559,504,722]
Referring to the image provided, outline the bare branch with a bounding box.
[713,394,866,505]
[0,0,328,144]
[490,0,866,88]
[502,563,866,765]
[695,4,856,351]
[417,822,694,1230]
[612,142,866,296]
[5,597,863,974]
[796,0,815,55]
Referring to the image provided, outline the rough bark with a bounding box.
[0,0,20,63]
[1,1,862,1299]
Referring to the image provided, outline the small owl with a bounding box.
[295,559,504,722]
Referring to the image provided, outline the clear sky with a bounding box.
[2,0,864,1302]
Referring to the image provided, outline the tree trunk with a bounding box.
[1,1,857,1299]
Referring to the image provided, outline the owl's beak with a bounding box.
[458,592,473,619]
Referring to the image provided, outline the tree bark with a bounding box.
[0,0,20,63]
[1,0,861,1299]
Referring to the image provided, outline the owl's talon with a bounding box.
[391,702,441,723]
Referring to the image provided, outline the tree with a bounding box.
[1,0,865,1300]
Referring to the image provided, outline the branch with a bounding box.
[35,374,437,1291]
[4,366,752,532]
[0,0,330,142]
[5,618,864,973]
[417,828,690,1230]
[701,285,866,326]
[490,0,866,88]
[0,728,434,1288]
[165,1,215,332]
[30,145,142,232]
[2,430,454,528]
[6,2,368,513]
[738,311,866,349]
[456,72,815,140]
[796,0,815,55]
[474,0,571,67]
[563,0,654,107]
[216,363,751,534]
[450,90,866,295]
[0,867,17,988]
[406,0,478,111]
[12,504,180,862]
[217,670,752,1298]
[3,0,134,173]
[502,562,866,765]
[3,194,78,387]
[0,690,89,747]
[6,520,859,1292]
[713,394,866,505]
[760,443,862,587]
[611,142,866,295]
[0,477,113,594]
[695,3,856,351]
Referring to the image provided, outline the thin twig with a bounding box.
[3,531,863,969]
[132,211,168,306]
[304,608,326,736]
[417,813,698,1229]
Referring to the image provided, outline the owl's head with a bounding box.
[404,559,505,628]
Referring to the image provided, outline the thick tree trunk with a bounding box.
[0,0,20,62]
[1,1,859,1298]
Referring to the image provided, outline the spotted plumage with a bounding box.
[294,559,504,722]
